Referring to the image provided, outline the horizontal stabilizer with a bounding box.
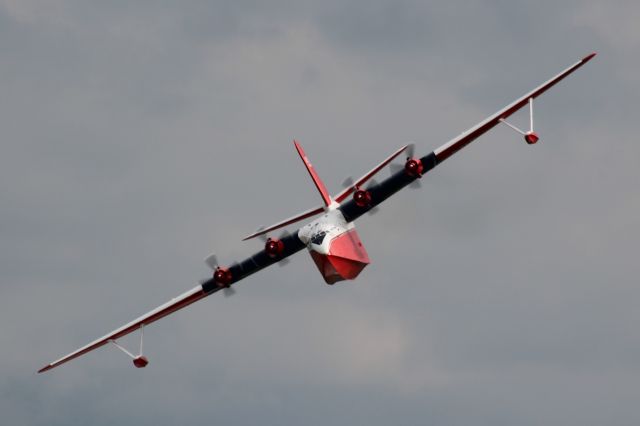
[242,205,325,241]
[334,144,409,203]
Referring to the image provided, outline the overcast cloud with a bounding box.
[1,1,639,425]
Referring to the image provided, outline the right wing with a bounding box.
[338,52,597,223]
[432,52,597,163]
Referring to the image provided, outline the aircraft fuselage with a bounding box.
[298,209,370,284]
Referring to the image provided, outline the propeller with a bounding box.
[341,176,355,189]
[389,163,404,174]
[366,178,379,189]
[389,143,422,189]
[204,253,219,271]
[204,253,236,297]
[405,143,416,159]
[341,176,380,214]
[389,144,414,174]
[407,143,422,188]
[255,227,291,267]
[255,226,268,243]
[224,263,240,297]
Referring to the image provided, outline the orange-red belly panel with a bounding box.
[309,229,370,284]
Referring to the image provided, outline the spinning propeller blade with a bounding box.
[389,143,421,188]
[204,254,238,297]
[341,176,355,188]
[204,253,219,270]
[406,143,415,159]
[255,226,268,243]
[389,163,404,174]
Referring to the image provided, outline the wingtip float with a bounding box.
[38,52,596,373]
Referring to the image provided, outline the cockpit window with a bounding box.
[311,231,327,245]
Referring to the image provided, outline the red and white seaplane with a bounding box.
[38,53,596,373]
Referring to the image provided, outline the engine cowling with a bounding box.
[404,158,424,177]
[265,238,285,258]
[213,267,233,288]
[353,188,372,207]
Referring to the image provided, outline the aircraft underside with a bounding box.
[298,211,370,284]
[309,229,370,284]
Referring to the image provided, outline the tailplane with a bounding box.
[243,140,407,241]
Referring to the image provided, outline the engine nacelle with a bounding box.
[524,131,539,145]
[404,158,424,177]
[353,188,372,207]
[265,238,285,258]
[213,267,233,288]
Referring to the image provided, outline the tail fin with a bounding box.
[293,140,332,207]
[242,140,331,241]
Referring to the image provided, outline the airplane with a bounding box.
[38,52,596,373]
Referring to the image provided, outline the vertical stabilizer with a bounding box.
[293,140,332,207]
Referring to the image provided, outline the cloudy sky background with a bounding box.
[1,1,638,425]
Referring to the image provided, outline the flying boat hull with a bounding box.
[309,229,370,284]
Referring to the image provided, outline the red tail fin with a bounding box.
[293,140,332,207]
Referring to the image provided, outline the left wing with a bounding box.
[38,231,308,373]
[38,286,208,373]
[39,144,413,372]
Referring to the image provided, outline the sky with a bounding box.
[1,1,639,425]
